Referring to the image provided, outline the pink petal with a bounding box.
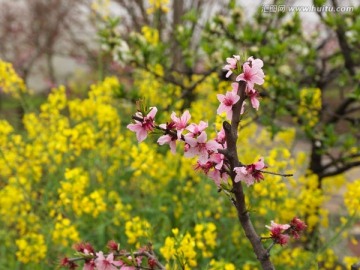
[217,94,225,103]
[170,111,178,122]
[184,135,197,147]
[252,58,263,69]
[206,140,220,151]
[217,103,229,115]
[127,123,141,132]
[226,110,233,120]
[198,149,209,164]
[157,135,171,145]
[198,121,208,131]
[252,74,264,85]
[235,73,245,82]
[136,129,148,142]
[181,110,191,124]
[231,82,239,93]
[254,157,265,170]
[251,96,260,110]
[197,131,207,143]
[147,107,158,118]
[176,130,183,139]
[184,146,198,158]
[169,140,177,154]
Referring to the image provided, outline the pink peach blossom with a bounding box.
[184,131,220,164]
[217,83,240,120]
[185,121,208,137]
[223,55,240,78]
[233,157,266,186]
[236,57,264,88]
[266,221,291,246]
[208,169,229,186]
[215,128,226,145]
[247,88,260,110]
[289,217,307,239]
[171,110,191,138]
[194,152,228,187]
[127,107,158,142]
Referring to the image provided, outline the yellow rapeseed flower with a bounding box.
[0,60,28,98]
[15,232,47,263]
[146,0,169,14]
[344,179,360,216]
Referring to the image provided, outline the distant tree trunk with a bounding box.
[171,0,184,73]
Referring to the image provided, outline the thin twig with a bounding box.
[259,170,293,177]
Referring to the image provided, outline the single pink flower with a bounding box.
[290,217,307,232]
[127,107,158,142]
[194,154,228,187]
[289,217,307,239]
[208,169,229,186]
[73,242,95,255]
[215,128,226,145]
[208,152,228,186]
[107,240,119,252]
[184,131,220,164]
[209,152,225,170]
[233,157,266,186]
[236,57,264,88]
[171,110,191,138]
[185,121,208,137]
[247,88,260,110]
[217,83,240,120]
[95,252,122,270]
[223,55,240,78]
[266,221,291,246]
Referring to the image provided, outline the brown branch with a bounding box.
[68,250,166,270]
[178,66,218,100]
[343,116,360,125]
[259,170,293,177]
[331,0,355,77]
[223,81,275,270]
[321,153,360,171]
[326,97,356,124]
[320,160,360,178]
[345,106,360,115]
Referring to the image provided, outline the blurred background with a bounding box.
[0,0,360,269]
